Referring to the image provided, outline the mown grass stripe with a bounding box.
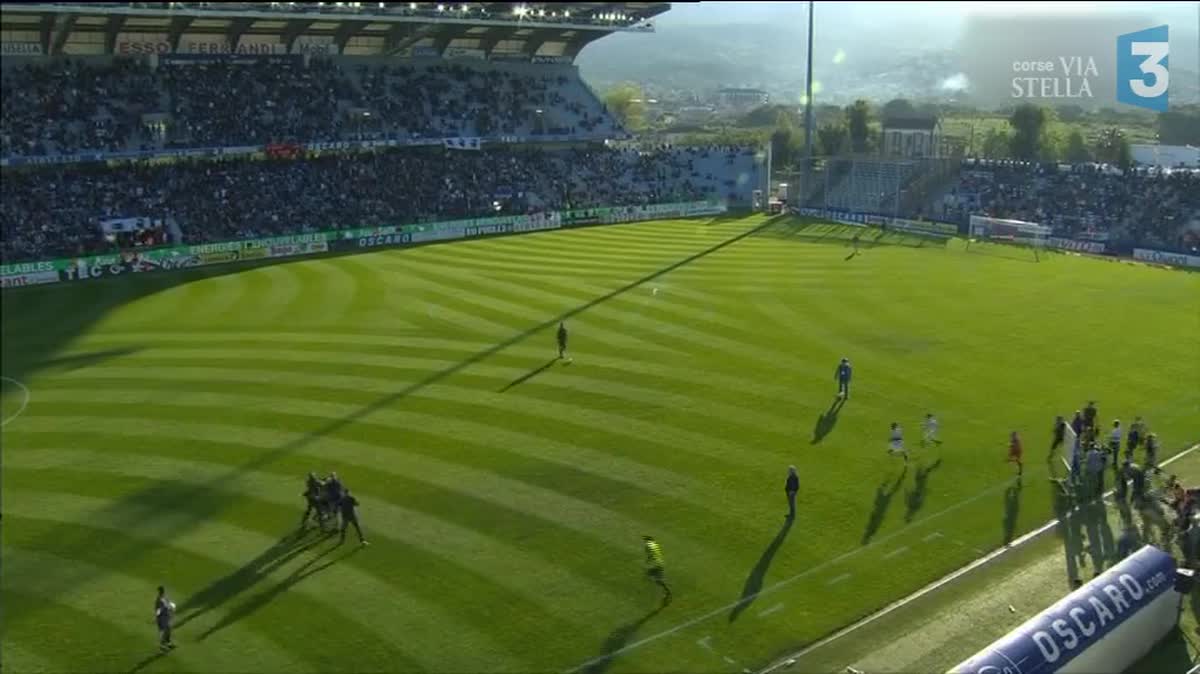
[3,451,642,623]
[5,495,519,672]
[7,413,735,562]
[3,547,308,673]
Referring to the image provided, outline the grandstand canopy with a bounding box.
[0,2,668,60]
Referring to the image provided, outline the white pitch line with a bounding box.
[696,636,714,653]
[922,532,944,543]
[758,603,784,618]
[563,467,1036,674]
[882,546,909,560]
[826,573,851,586]
[723,656,737,665]
[760,442,1200,674]
[0,376,31,427]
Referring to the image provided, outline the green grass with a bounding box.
[1,214,1197,674]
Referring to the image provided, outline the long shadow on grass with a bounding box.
[256,214,784,467]
[862,466,907,545]
[1052,483,1088,586]
[810,396,844,444]
[198,540,357,640]
[1082,500,1116,574]
[175,529,330,631]
[581,606,664,674]
[1002,480,1022,545]
[904,458,942,523]
[128,650,168,674]
[500,357,559,392]
[728,517,793,623]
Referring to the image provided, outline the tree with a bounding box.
[770,110,798,168]
[603,83,645,132]
[882,98,916,120]
[845,99,871,153]
[1056,104,1085,123]
[1064,129,1090,162]
[1008,103,1048,160]
[1094,127,1131,170]
[981,128,1010,159]
[739,104,800,128]
[817,122,848,156]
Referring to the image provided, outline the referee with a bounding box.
[642,536,671,605]
[785,466,799,519]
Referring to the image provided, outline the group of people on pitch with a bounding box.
[1053,401,1159,500]
[301,471,369,546]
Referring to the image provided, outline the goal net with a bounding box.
[967,215,1052,260]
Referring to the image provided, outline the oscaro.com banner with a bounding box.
[959,12,1190,111]
[951,545,1177,674]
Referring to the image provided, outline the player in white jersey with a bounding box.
[921,413,941,447]
[888,422,908,462]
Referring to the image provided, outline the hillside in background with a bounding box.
[578,2,1200,108]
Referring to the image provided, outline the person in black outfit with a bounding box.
[155,585,176,652]
[1082,401,1097,432]
[339,489,369,546]
[1070,410,1084,437]
[1051,415,1066,452]
[325,472,344,507]
[785,466,799,519]
[557,322,569,360]
[300,472,324,528]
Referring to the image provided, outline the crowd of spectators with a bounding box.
[1,59,159,157]
[941,162,1200,254]
[0,145,758,262]
[1,57,619,158]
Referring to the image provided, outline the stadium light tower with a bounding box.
[803,0,815,200]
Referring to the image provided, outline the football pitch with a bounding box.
[2,213,1197,674]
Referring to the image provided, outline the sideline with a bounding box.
[0,375,31,427]
[760,441,1200,673]
[564,460,1045,673]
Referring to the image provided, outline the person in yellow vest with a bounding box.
[642,535,672,605]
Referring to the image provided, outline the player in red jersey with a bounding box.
[1008,431,1024,477]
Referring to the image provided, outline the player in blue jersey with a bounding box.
[835,358,852,399]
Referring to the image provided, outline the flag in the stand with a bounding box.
[442,137,482,151]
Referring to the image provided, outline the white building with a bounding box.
[881,114,942,159]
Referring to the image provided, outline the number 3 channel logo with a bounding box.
[1117,25,1169,111]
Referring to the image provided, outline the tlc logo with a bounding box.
[1117,25,1169,111]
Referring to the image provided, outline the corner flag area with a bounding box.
[772,447,1200,674]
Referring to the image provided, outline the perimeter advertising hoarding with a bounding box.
[2,201,723,288]
[950,545,1177,674]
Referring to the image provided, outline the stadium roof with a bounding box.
[0,2,669,59]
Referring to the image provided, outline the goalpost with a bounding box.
[967,215,1052,261]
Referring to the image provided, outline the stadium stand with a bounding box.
[0,145,759,262]
[0,57,621,156]
[941,162,1200,254]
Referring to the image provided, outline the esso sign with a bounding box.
[117,40,171,55]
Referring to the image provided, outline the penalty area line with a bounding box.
[0,376,31,427]
[759,441,1200,674]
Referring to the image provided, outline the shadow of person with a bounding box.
[499,357,559,392]
[862,466,907,545]
[580,605,665,674]
[174,530,324,630]
[198,541,357,640]
[1003,480,1023,546]
[728,517,794,622]
[904,458,943,523]
[811,396,845,444]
